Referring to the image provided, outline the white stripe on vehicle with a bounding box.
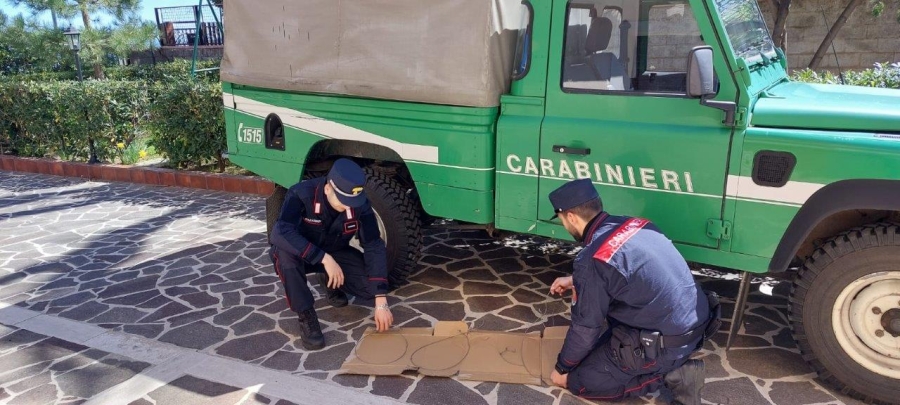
[726,175,823,206]
[498,171,824,208]
[727,196,803,208]
[226,93,440,164]
[409,161,495,171]
[223,93,235,108]
[496,171,721,199]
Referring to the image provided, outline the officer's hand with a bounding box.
[321,254,345,289]
[550,276,574,296]
[550,370,568,388]
[374,297,393,332]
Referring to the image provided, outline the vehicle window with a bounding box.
[714,0,777,65]
[562,0,705,94]
[642,3,705,92]
[512,1,534,80]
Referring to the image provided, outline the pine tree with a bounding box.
[7,0,143,78]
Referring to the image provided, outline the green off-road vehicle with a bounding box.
[219,0,900,402]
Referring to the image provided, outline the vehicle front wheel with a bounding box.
[789,223,900,405]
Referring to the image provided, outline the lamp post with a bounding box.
[63,29,83,82]
[63,29,98,164]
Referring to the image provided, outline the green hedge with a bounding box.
[105,60,221,83]
[146,80,225,170]
[0,62,225,169]
[792,62,900,89]
[0,81,147,161]
[0,71,78,82]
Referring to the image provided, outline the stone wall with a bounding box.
[635,0,897,73]
[646,3,705,72]
[758,0,900,71]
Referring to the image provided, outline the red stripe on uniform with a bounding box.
[580,376,662,400]
[272,252,292,309]
[301,244,312,259]
[368,277,387,281]
[593,218,650,263]
[313,185,322,214]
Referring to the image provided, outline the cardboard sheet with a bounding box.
[341,321,570,386]
[540,326,569,386]
[342,321,470,377]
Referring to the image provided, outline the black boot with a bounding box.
[316,272,348,307]
[297,308,325,350]
[664,359,705,405]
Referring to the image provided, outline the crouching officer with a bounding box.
[546,179,721,405]
[269,158,394,350]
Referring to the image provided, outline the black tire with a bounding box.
[364,167,424,289]
[789,223,900,405]
[265,185,287,243]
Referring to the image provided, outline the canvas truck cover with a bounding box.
[220,0,526,107]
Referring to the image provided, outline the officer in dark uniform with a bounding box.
[546,178,719,405]
[269,158,393,350]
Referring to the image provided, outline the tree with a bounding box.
[8,0,142,78]
[0,10,71,75]
[107,18,156,63]
[5,0,69,29]
[769,0,791,50]
[807,0,900,69]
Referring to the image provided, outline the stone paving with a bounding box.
[0,324,150,404]
[0,171,867,404]
[0,318,338,405]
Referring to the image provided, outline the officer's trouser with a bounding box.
[567,326,702,401]
[268,245,374,313]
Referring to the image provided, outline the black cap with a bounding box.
[548,178,599,220]
[327,158,367,208]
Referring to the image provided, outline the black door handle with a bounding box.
[553,145,591,155]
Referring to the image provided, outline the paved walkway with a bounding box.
[0,171,863,404]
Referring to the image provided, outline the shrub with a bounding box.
[0,71,78,82]
[0,59,225,167]
[105,59,221,83]
[82,80,152,161]
[792,62,900,89]
[0,81,54,157]
[117,135,157,165]
[0,80,150,161]
[146,79,225,170]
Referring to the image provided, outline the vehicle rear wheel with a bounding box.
[789,223,900,405]
[265,185,287,243]
[359,167,423,289]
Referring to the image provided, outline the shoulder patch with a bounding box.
[593,218,650,263]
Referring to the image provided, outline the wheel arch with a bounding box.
[769,179,900,272]
[301,139,433,223]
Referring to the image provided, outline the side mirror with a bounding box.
[687,46,716,98]
[686,46,737,126]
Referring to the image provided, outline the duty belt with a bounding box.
[660,289,723,349]
[659,323,707,349]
